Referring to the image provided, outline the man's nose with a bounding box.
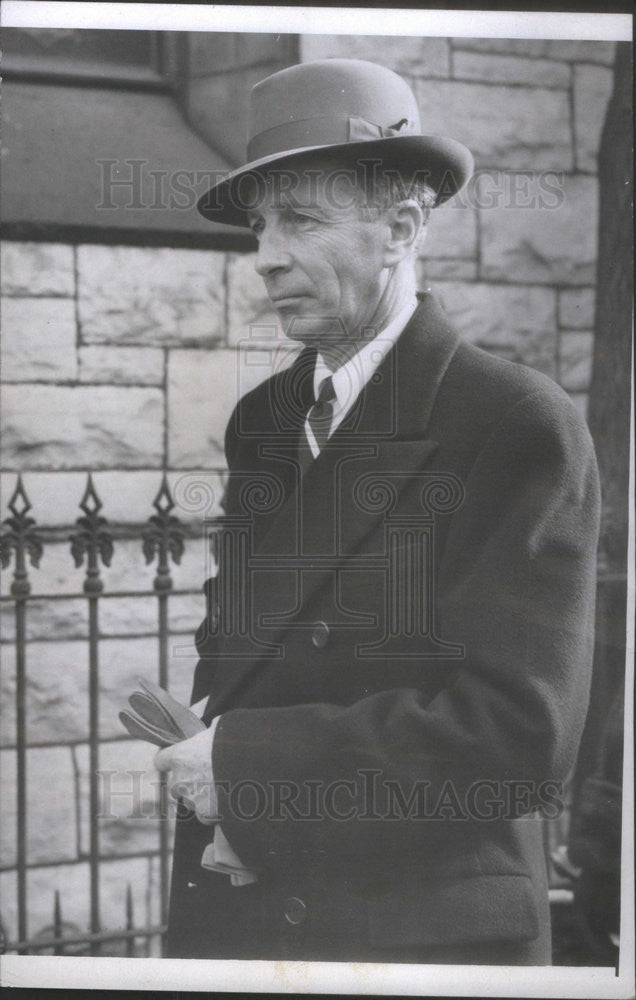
[254,225,292,277]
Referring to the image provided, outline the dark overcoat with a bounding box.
[166,291,600,964]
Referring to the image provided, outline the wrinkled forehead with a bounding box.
[241,158,365,216]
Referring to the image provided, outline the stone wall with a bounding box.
[0,33,615,951]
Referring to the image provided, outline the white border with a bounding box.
[1,4,633,997]
[1,955,632,995]
[0,2,632,40]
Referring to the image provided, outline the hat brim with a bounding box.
[196,133,474,228]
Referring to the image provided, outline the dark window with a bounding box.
[1,28,166,89]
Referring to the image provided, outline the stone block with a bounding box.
[300,34,450,77]
[226,252,283,348]
[0,592,202,644]
[453,50,570,87]
[558,330,594,392]
[544,40,616,64]
[167,347,296,467]
[558,288,595,329]
[0,385,164,469]
[1,640,92,746]
[413,79,571,170]
[1,297,77,381]
[74,739,167,857]
[451,38,616,64]
[1,746,77,866]
[1,241,75,297]
[1,634,202,747]
[77,245,226,347]
[573,64,614,172]
[418,259,478,282]
[478,174,598,285]
[451,38,554,58]
[423,199,477,258]
[79,346,164,386]
[0,597,88,643]
[0,856,160,953]
[433,281,557,375]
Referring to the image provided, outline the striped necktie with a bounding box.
[298,375,336,475]
[308,375,336,452]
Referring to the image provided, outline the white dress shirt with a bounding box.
[305,296,418,457]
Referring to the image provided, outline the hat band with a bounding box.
[247,113,416,162]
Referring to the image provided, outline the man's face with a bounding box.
[247,167,389,347]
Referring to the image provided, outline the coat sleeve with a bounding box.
[212,385,601,871]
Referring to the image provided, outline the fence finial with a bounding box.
[0,474,43,596]
[70,474,113,593]
[142,474,185,591]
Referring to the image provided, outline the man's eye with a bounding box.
[290,211,317,226]
[250,220,264,236]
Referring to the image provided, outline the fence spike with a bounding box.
[70,474,113,592]
[0,475,43,594]
[78,473,104,517]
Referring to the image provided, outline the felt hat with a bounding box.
[197,58,474,227]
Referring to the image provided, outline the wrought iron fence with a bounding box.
[0,470,599,959]
[0,472,190,956]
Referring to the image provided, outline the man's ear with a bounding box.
[382,199,424,266]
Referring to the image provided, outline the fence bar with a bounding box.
[1,476,43,955]
[88,593,100,944]
[142,475,185,939]
[158,590,171,930]
[70,475,113,955]
[15,595,28,953]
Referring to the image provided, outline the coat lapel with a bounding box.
[251,291,459,561]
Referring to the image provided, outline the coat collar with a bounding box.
[255,289,460,526]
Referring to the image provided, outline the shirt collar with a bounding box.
[313,296,418,413]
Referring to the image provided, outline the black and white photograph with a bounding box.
[0,2,633,996]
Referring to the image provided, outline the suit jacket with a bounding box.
[166,291,600,963]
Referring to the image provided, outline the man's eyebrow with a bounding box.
[281,192,321,212]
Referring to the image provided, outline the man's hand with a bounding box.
[154,726,219,824]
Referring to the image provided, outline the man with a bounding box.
[155,59,600,965]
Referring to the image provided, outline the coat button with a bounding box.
[311,621,330,648]
[283,896,307,926]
